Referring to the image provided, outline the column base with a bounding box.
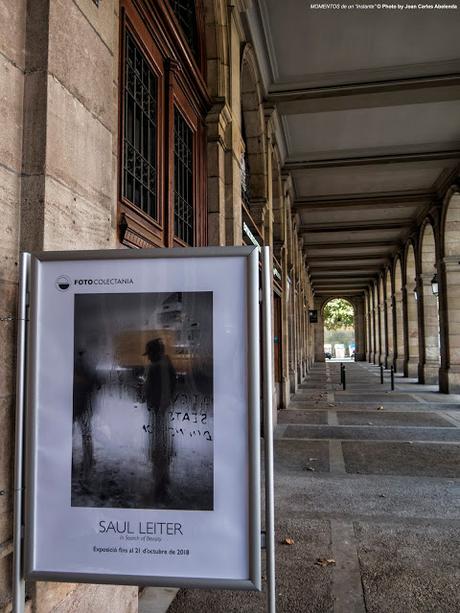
[394,357,404,374]
[439,367,460,394]
[418,362,439,385]
[404,358,418,378]
[378,353,386,367]
[281,376,290,410]
[386,353,394,369]
[289,370,297,395]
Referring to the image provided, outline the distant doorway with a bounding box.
[323,298,356,361]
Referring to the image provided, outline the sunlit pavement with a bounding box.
[141,361,460,613]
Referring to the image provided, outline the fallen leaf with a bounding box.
[328,403,335,407]
[309,457,318,461]
[283,537,295,546]
[377,406,384,410]
[378,494,386,498]
[305,466,315,472]
[315,558,336,567]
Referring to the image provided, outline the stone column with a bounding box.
[354,296,366,361]
[314,297,325,362]
[439,257,460,392]
[386,295,394,369]
[375,287,383,364]
[281,244,291,408]
[370,290,377,363]
[288,276,297,393]
[379,296,386,366]
[206,101,231,246]
[301,288,307,379]
[418,273,440,384]
[375,285,380,363]
[404,283,419,378]
[365,295,372,362]
[394,289,405,372]
[224,122,243,246]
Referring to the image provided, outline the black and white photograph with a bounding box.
[71,291,214,511]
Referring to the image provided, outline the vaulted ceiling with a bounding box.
[245,1,460,295]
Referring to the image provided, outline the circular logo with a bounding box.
[55,275,71,292]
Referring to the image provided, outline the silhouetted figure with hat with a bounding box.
[73,350,99,483]
[143,338,177,501]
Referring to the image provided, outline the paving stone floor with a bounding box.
[141,361,460,613]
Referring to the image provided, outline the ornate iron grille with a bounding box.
[123,30,157,219]
[169,0,198,57]
[174,108,194,245]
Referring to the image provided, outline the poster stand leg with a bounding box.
[262,247,276,613]
[13,252,30,613]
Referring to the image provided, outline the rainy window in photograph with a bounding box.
[122,30,158,219]
[173,108,194,245]
[71,292,213,511]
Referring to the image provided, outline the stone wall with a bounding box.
[0,0,137,611]
[0,0,26,608]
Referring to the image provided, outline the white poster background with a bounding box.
[28,254,254,584]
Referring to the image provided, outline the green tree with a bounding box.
[323,299,354,331]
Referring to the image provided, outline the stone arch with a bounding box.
[370,282,378,363]
[378,275,386,366]
[418,220,440,384]
[321,296,357,317]
[441,188,460,258]
[240,43,268,232]
[320,296,359,360]
[439,189,460,392]
[393,256,405,372]
[385,267,394,368]
[404,241,419,377]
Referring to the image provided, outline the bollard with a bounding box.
[380,364,384,384]
[342,365,346,391]
[340,362,343,384]
[390,366,395,391]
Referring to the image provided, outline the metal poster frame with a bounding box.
[13,245,276,611]
[262,246,276,613]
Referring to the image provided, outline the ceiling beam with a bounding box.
[314,290,368,294]
[301,221,412,233]
[307,255,387,263]
[267,74,460,115]
[304,240,396,250]
[314,285,367,288]
[310,271,378,284]
[311,268,381,274]
[311,270,383,277]
[294,191,434,211]
[313,287,369,292]
[285,150,460,171]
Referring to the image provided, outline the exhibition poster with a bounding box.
[25,247,261,589]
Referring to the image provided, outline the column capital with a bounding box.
[206,99,232,141]
[442,256,460,272]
